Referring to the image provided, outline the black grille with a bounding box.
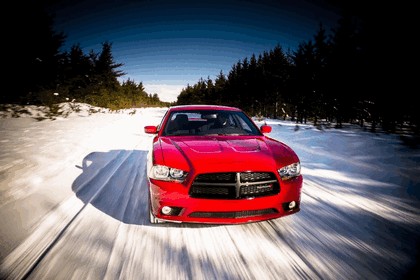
[191,186,231,196]
[194,173,235,183]
[240,184,274,196]
[240,172,273,182]
[189,208,278,218]
[190,172,280,199]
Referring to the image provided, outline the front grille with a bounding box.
[195,172,235,183]
[189,208,278,218]
[240,172,273,182]
[240,184,274,196]
[190,172,280,199]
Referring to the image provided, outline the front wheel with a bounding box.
[149,197,165,224]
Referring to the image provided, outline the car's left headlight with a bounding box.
[150,164,188,182]
[278,162,301,181]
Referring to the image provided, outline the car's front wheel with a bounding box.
[149,197,165,224]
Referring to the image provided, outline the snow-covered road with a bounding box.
[0,106,419,279]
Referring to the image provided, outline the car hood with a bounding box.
[155,136,298,174]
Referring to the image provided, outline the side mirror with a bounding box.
[260,125,272,133]
[144,126,158,134]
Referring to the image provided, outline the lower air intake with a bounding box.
[189,208,278,218]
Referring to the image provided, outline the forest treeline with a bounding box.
[3,1,169,110]
[3,2,417,135]
[176,7,417,135]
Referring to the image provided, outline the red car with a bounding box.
[144,105,302,224]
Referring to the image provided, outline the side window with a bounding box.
[234,112,260,134]
[237,117,252,131]
[226,115,235,126]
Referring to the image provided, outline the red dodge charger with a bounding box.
[144,105,302,224]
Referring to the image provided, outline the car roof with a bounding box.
[168,105,242,112]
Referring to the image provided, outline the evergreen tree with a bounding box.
[312,23,331,124]
[121,79,148,106]
[213,71,227,105]
[205,76,215,104]
[5,1,66,104]
[94,41,125,90]
[177,84,194,105]
[328,13,359,128]
[265,45,290,118]
[242,54,259,114]
[224,61,243,108]
[65,44,94,99]
[291,41,316,124]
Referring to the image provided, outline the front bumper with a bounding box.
[148,175,302,224]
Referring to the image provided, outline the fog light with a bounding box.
[288,201,296,209]
[161,206,172,215]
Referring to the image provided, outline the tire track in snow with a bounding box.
[0,149,138,280]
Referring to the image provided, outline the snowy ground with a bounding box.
[0,104,419,279]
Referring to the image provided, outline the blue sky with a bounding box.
[50,0,340,102]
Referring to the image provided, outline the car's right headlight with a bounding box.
[278,162,301,181]
[150,164,188,182]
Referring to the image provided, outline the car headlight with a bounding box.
[278,162,301,181]
[150,164,188,182]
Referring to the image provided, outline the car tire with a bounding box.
[149,196,164,224]
[149,208,160,224]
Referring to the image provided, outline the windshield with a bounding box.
[161,110,262,136]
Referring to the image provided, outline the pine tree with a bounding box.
[5,1,66,104]
[328,14,359,128]
[65,44,94,99]
[94,41,125,90]
[312,23,331,124]
[214,71,227,105]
